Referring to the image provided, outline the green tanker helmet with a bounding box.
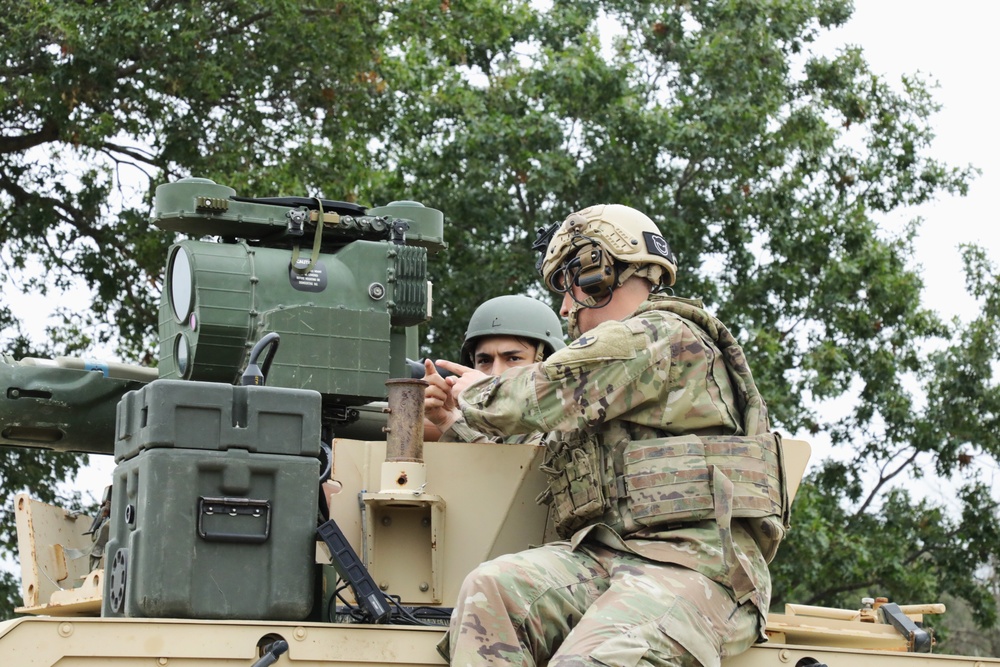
[459,295,566,367]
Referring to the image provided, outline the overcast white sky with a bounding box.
[821,1,1000,321]
[798,1,1000,508]
[11,1,1000,500]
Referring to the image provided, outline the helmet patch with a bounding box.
[644,231,673,261]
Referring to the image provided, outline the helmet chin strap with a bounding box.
[566,289,611,339]
[564,275,615,340]
[566,300,584,340]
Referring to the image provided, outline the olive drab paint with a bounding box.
[154,178,445,406]
[103,380,322,620]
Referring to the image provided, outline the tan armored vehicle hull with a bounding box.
[8,434,991,667]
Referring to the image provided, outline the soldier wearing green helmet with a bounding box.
[434,204,787,667]
[423,294,565,443]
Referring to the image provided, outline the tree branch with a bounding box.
[99,141,160,169]
[672,158,703,216]
[0,119,60,155]
[0,170,83,224]
[853,448,921,517]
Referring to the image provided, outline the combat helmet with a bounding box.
[534,204,677,301]
[459,295,566,367]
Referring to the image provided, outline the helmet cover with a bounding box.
[538,204,677,295]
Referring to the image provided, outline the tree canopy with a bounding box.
[2,0,998,641]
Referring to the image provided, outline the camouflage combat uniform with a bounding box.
[439,294,780,667]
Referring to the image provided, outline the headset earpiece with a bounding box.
[573,246,616,297]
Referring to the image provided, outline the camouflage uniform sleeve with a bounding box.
[439,413,543,445]
[439,412,498,443]
[459,316,666,436]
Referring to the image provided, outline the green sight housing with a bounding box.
[154,178,446,418]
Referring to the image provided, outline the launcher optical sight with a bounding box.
[155,177,446,425]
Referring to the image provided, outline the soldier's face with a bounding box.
[473,336,538,375]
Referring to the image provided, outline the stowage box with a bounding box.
[102,447,320,620]
[115,379,322,462]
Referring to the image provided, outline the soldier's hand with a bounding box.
[434,360,490,402]
[423,358,459,433]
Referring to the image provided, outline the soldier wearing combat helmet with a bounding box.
[423,295,564,443]
[434,204,788,666]
[458,294,565,370]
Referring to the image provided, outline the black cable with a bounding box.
[409,606,453,620]
[385,594,428,626]
[241,332,280,385]
[332,587,368,623]
[326,579,452,626]
[552,235,618,310]
[255,333,281,381]
[317,441,332,521]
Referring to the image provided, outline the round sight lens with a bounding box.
[168,247,193,323]
[175,333,191,378]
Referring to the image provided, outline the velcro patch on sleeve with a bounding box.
[543,321,636,380]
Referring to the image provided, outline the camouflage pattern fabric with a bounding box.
[440,411,542,445]
[439,540,761,667]
[442,295,774,666]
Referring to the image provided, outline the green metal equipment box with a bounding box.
[103,380,322,620]
[114,379,322,462]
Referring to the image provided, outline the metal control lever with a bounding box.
[250,639,288,667]
[878,602,932,653]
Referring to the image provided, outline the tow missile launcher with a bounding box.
[154,177,445,430]
[0,177,446,454]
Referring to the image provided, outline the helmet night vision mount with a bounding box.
[155,177,446,427]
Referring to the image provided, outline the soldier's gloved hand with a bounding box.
[424,358,460,433]
[434,360,490,404]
